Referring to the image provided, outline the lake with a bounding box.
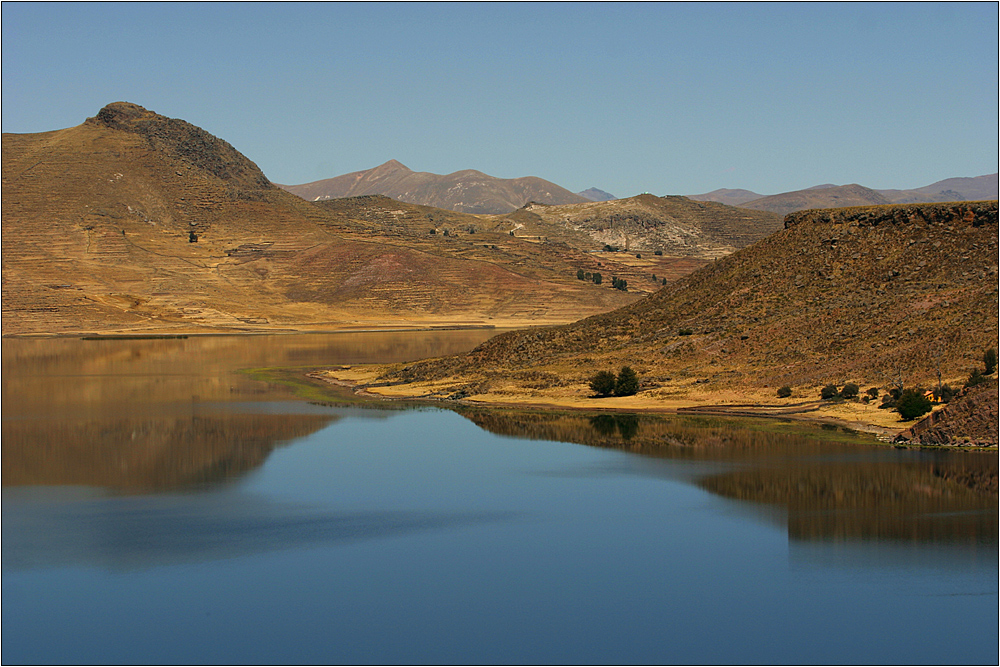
[3,333,997,665]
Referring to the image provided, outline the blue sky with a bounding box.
[3,2,997,197]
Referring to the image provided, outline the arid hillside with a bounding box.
[487,194,783,259]
[280,159,588,214]
[375,201,998,397]
[2,103,640,335]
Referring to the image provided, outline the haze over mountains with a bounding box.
[691,174,998,215]
[285,162,996,218]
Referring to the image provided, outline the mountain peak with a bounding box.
[86,101,271,190]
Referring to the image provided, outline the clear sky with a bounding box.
[3,2,997,198]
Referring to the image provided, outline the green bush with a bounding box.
[592,272,603,285]
[777,386,792,398]
[589,371,617,397]
[866,387,880,399]
[820,384,839,400]
[678,328,693,336]
[896,388,932,420]
[614,366,640,396]
[840,383,860,399]
[576,268,586,280]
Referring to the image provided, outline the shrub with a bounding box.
[984,348,997,375]
[777,386,792,398]
[662,278,667,285]
[589,371,617,397]
[678,328,693,336]
[965,368,988,388]
[635,253,641,259]
[592,272,603,285]
[614,366,640,396]
[820,384,839,400]
[577,269,586,280]
[896,388,932,420]
[866,387,880,399]
[654,250,663,256]
[840,383,860,399]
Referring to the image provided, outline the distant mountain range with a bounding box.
[286,163,996,218]
[690,174,998,215]
[279,160,589,214]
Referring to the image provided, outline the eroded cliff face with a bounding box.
[896,381,999,448]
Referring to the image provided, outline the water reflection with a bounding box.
[461,409,998,545]
[3,488,513,572]
[2,331,501,493]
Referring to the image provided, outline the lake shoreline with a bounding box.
[308,367,993,448]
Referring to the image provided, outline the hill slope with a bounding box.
[1,103,635,335]
[740,184,892,216]
[488,194,783,260]
[280,160,588,214]
[374,201,998,397]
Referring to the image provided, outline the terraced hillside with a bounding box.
[2,103,637,335]
[376,201,998,395]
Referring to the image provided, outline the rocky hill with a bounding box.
[1,103,636,335]
[280,160,588,214]
[378,201,998,398]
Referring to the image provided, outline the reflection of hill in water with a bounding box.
[462,409,997,545]
[2,412,335,493]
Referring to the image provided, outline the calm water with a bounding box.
[3,334,997,665]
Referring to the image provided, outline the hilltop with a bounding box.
[2,103,639,335]
[324,201,998,437]
[280,160,588,214]
[693,175,999,214]
[739,184,893,216]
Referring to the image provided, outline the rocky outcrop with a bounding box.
[895,380,999,447]
[88,101,272,191]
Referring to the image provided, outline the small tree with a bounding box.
[577,268,586,280]
[777,386,792,398]
[820,384,839,400]
[896,388,932,420]
[840,383,860,399]
[592,272,603,285]
[614,366,640,396]
[589,370,617,397]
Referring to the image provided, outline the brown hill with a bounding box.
[488,194,783,260]
[879,174,998,204]
[280,160,588,214]
[375,201,998,398]
[688,188,763,207]
[740,184,892,216]
[1,102,636,336]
